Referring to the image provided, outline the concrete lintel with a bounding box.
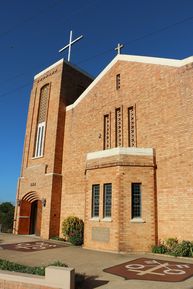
[87,147,153,161]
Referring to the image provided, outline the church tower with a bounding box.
[14,59,93,238]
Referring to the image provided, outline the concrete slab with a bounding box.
[1,233,193,289]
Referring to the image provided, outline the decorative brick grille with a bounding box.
[38,85,49,123]
[128,106,136,147]
[104,114,111,149]
[116,74,120,90]
[115,107,123,147]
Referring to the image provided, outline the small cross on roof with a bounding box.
[115,43,124,55]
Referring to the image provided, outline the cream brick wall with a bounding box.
[16,55,193,251]
[60,58,193,250]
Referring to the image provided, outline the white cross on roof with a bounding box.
[59,30,83,62]
[115,43,124,55]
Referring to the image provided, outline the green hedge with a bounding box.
[152,238,193,257]
[0,259,85,288]
[0,259,67,276]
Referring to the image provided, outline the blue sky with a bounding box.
[1,0,193,203]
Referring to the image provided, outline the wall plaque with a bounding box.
[92,227,110,242]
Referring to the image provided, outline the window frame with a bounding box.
[131,183,142,219]
[103,183,112,218]
[34,121,46,158]
[91,184,100,218]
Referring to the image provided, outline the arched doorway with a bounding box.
[18,192,42,236]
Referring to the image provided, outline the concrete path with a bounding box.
[0,233,193,289]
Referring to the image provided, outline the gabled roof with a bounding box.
[66,54,193,111]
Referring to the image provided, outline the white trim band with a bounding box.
[87,147,153,160]
[34,58,94,80]
[66,54,193,111]
[34,59,64,80]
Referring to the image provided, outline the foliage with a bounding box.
[0,259,45,275]
[68,231,83,246]
[0,259,68,275]
[164,237,178,252]
[62,216,84,246]
[50,260,68,267]
[172,241,193,257]
[0,259,85,288]
[0,202,15,233]
[50,236,65,242]
[152,238,193,257]
[151,244,167,254]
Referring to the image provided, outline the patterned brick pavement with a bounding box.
[104,258,193,282]
[0,241,68,252]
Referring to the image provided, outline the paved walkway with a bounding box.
[1,233,193,289]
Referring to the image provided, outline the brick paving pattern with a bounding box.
[104,258,193,282]
[0,241,67,252]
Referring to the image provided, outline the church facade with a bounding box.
[14,54,193,252]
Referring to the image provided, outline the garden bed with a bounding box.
[152,238,193,257]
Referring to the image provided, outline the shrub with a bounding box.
[0,259,45,275]
[172,240,193,257]
[152,238,193,257]
[62,216,84,246]
[152,244,167,254]
[0,202,15,233]
[164,237,178,252]
[68,231,83,246]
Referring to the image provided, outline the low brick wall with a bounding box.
[0,266,75,289]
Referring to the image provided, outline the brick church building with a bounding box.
[14,54,193,252]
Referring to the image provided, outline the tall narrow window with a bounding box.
[34,122,45,158]
[103,183,112,218]
[131,183,141,218]
[115,107,123,147]
[34,84,49,158]
[92,185,100,218]
[116,74,120,90]
[104,114,111,150]
[128,106,136,147]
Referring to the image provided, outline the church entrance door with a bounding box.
[18,195,42,236]
[29,200,42,236]
[29,201,37,234]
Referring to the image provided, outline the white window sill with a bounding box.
[130,218,145,223]
[32,155,44,160]
[89,217,100,221]
[102,217,112,222]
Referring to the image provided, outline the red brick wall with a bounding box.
[15,60,93,239]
